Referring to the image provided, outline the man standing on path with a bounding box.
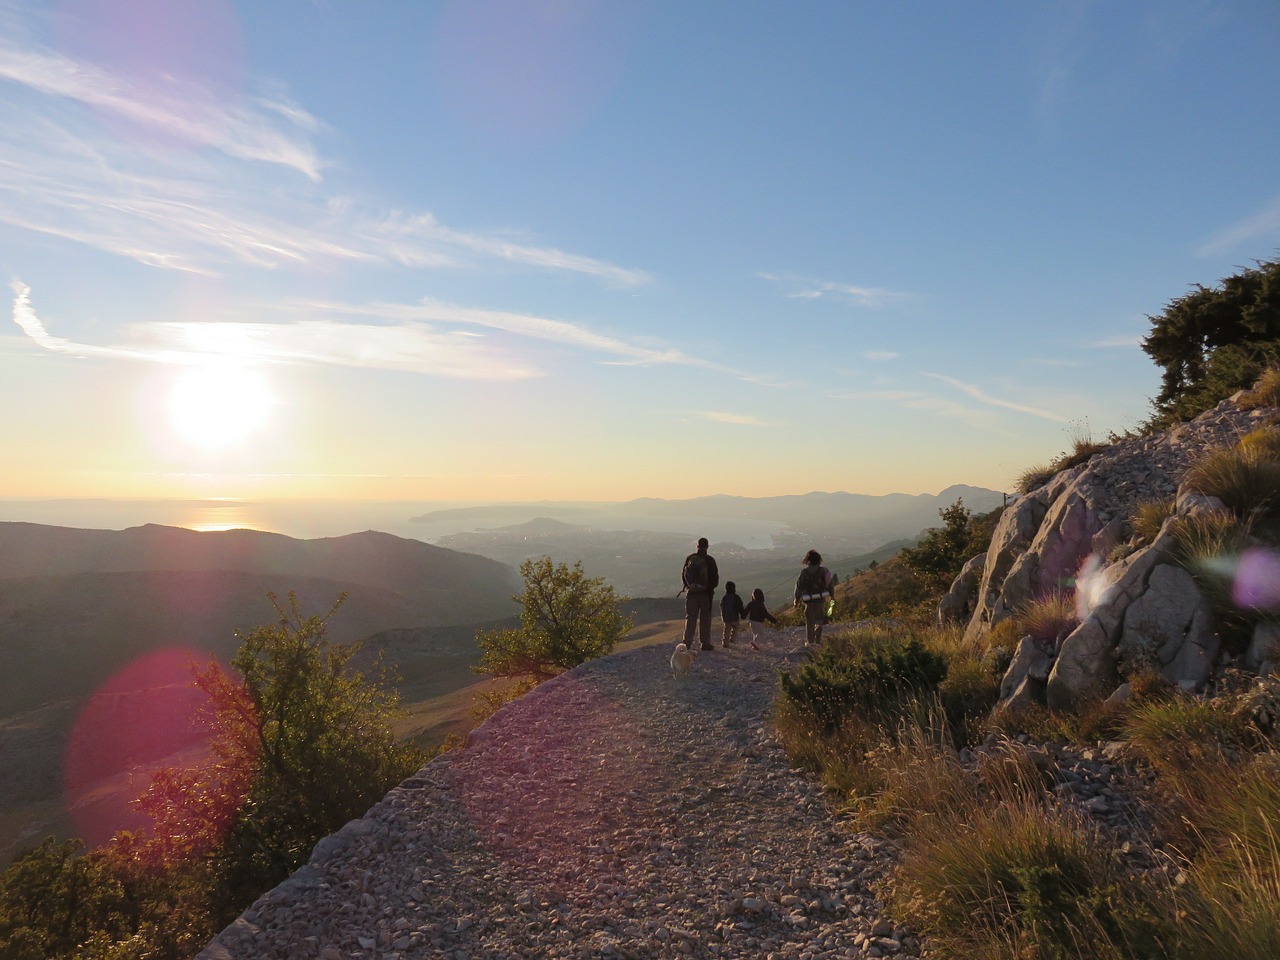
[681,537,719,651]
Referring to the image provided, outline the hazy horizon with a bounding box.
[0,481,1001,548]
[4,5,1277,505]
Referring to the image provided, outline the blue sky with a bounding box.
[2,1,1279,504]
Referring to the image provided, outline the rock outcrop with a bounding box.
[956,392,1278,711]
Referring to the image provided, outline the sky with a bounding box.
[2,1,1280,505]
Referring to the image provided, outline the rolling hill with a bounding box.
[0,523,523,861]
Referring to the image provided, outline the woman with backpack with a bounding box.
[793,549,836,645]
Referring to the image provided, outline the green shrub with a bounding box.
[777,634,947,735]
[1124,696,1255,779]
[938,658,1000,747]
[1170,512,1260,655]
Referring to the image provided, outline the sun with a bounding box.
[168,363,274,449]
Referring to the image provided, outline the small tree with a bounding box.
[206,593,424,914]
[900,499,989,595]
[0,595,425,959]
[475,557,632,685]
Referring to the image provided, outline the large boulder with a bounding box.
[937,552,985,626]
[963,393,1275,712]
[1119,563,1218,691]
[995,635,1053,712]
[964,485,1055,643]
[1044,519,1178,709]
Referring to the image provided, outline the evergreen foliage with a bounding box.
[1142,258,1280,428]
[777,634,947,735]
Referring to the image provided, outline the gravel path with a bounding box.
[199,628,918,960]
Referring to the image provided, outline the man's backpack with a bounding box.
[798,565,828,599]
[682,553,710,594]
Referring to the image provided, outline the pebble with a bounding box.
[199,627,918,959]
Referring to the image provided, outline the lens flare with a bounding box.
[63,647,215,848]
[1234,547,1280,611]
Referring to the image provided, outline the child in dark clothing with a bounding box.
[719,581,746,647]
[743,587,779,641]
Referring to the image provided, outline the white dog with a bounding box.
[670,642,694,679]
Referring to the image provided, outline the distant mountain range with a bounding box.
[0,485,1002,860]
[426,485,1005,596]
[413,484,1004,542]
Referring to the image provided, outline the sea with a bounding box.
[0,498,789,550]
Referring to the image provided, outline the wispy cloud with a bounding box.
[368,212,650,286]
[863,350,899,362]
[9,281,538,379]
[1197,194,1280,257]
[0,37,324,180]
[1029,357,1086,367]
[12,282,765,384]
[1088,333,1143,349]
[759,273,908,307]
[0,27,649,285]
[830,387,996,428]
[696,411,773,426]
[923,372,1068,422]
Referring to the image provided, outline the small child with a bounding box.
[719,581,746,647]
[743,587,779,641]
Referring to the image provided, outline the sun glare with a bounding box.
[169,364,274,449]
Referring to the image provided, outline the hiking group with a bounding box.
[679,538,836,652]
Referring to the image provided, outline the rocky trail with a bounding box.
[199,628,919,960]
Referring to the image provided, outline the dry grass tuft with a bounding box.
[1181,445,1280,521]
[1238,426,1280,460]
[1014,592,1078,643]
[1238,367,1280,410]
[1131,497,1176,543]
[1015,463,1057,494]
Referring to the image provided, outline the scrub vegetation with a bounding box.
[0,595,427,960]
[774,257,1280,955]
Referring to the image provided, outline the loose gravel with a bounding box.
[198,628,919,960]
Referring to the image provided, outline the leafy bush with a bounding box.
[777,633,947,735]
[475,556,632,683]
[1142,259,1280,429]
[206,595,424,916]
[898,499,994,594]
